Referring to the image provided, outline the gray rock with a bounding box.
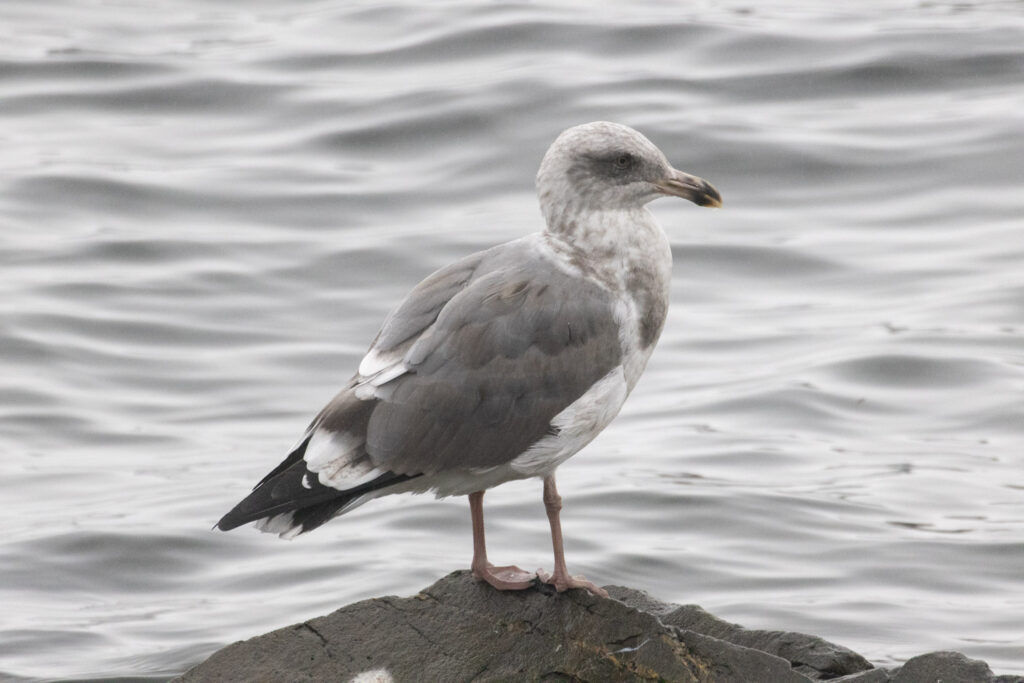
[832,669,891,682]
[891,650,994,683]
[176,572,1019,683]
[178,572,810,683]
[610,586,873,679]
[674,629,809,683]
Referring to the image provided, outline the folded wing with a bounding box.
[217,239,623,536]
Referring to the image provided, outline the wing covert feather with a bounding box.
[369,250,485,357]
[366,253,622,475]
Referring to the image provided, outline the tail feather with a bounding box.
[217,383,420,538]
[216,441,418,536]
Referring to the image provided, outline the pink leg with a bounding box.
[537,475,608,597]
[468,490,536,590]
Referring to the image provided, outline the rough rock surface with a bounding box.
[176,571,1020,683]
[608,586,871,679]
[890,651,1024,683]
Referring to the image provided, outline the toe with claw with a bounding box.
[472,562,537,591]
[538,568,609,597]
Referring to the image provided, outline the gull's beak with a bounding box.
[654,169,723,208]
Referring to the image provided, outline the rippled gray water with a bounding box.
[2,1,1023,680]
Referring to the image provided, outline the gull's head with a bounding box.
[536,121,721,227]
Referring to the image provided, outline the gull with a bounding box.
[217,121,722,596]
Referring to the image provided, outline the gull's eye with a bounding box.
[614,154,633,169]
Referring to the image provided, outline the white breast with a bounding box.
[509,365,629,476]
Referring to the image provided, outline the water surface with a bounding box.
[1,1,1023,680]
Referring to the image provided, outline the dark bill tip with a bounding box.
[694,181,723,208]
[654,171,723,208]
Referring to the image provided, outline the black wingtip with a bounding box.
[217,465,422,535]
[214,510,246,532]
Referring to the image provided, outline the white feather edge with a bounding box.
[250,492,381,540]
[252,361,631,538]
[354,347,410,400]
[254,511,297,536]
[357,347,406,381]
[304,429,386,491]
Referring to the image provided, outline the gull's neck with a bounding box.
[542,206,672,292]
[542,204,674,385]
